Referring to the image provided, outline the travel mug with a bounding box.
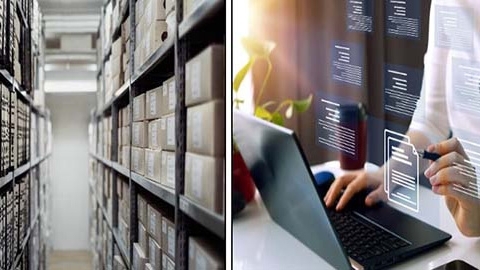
[338,103,367,170]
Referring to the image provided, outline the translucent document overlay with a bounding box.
[347,0,374,33]
[331,41,364,87]
[452,139,480,199]
[384,129,419,212]
[317,98,356,157]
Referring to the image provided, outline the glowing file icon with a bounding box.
[384,129,420,212]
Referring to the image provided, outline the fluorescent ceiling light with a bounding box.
[45,80,97,93]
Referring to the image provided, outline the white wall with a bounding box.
[46,92,96,250]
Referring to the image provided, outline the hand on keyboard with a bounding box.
[324,171,387,211]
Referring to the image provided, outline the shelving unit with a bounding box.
[89,0,225,269]
[0,69,52,270]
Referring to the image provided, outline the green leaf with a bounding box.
[255,107,272,121]
[271,112,285,126]
[233,58,254,92]
[261,101,276,110]
[292,94,313,113]
[285,104,293,119]
[241,37,276,58]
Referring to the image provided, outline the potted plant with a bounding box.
[233,37,312,209]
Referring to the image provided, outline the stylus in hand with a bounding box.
[418,150,441,161]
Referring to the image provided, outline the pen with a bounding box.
[417,150,441,161]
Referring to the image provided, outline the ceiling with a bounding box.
[38,0,103,88]
[38,0,103,15]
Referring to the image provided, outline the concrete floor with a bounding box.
[48,250,92,270]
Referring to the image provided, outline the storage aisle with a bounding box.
[1,0,225,269]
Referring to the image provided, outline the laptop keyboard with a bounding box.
[328,209,410,263]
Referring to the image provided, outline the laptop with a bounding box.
[233,111,451,270]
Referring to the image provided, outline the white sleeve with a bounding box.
[409,1,451,144]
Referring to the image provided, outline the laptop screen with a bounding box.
[234,111,352,270]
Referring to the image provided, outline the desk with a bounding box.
[233,161,480,269]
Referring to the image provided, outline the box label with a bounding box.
[167,116,175,146]
[192,112,202,148]
[149,240,156,268]
[168,81,176,111]
[149,92,157,115]
[147,152,154,177]
[192,158,203,199]
[192,61,201,99]
[168,226,175,256]
[150,211,156,235]
[133,124,140,145]
[151,122,158,147]
[167,154,175,186]
[163,85,168,96]
[162,220,167,233]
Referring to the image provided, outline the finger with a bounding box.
[424,152,465,178]
[430,167,467,187]
[324,174,354,207]
[429,138,467,157]
[336,178,366,211]
[365,188,385,206]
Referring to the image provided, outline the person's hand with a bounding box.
[324,171,386,211]
[424,137,480,237]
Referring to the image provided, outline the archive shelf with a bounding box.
[91,0,226,269]
[131,172,176,206]
[178,0,224,38]
[9,213,40,270]
[131,37,176,84]
[179,195,225,239]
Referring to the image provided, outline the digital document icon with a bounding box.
[384,129,420,212]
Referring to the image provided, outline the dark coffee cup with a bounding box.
[338,103,367,170]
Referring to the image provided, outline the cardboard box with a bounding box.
[186,45,225,106]
[145,263,154,270]
[149,237,162,269]
[112,37,123,57]
[189,237,224,270]
[138,194,148,224]
[147,204,162,244]
[114,255,127,270]
[119,217,129,247]
[160,114,175,151]
[183,0,202,19]
[144,0,167,27]
[185,152,224,215]
[132,121,148,147]
[112,74,121,92]
[161,217,175,260]
[135,0,146,25]
[133,243,148,270]
[121,146,130,168]
[148,119,162,150]
[161,151,175,189]
[146,86,163,119]
[139,221,148,255]
[161,76,176,115]
[111,55,122,76]
[186,100,225,156]
[147,21,169,55]
[162,252,175,270]
[122,16,131,42]
[122,126,130,146]
[145,149,161,182]
[166,0,175,15]
[133,94,146,121]
[132,147,145,175]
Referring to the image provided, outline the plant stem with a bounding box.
[274,100,291,113]
[255,57,272,107]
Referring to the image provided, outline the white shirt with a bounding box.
[410,0,480,151]
[409,0,480,192]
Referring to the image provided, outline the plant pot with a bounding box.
[233,151,256,203]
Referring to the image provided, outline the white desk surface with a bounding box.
[233,161,480,270]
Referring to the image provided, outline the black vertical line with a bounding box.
[175,0,188,268]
